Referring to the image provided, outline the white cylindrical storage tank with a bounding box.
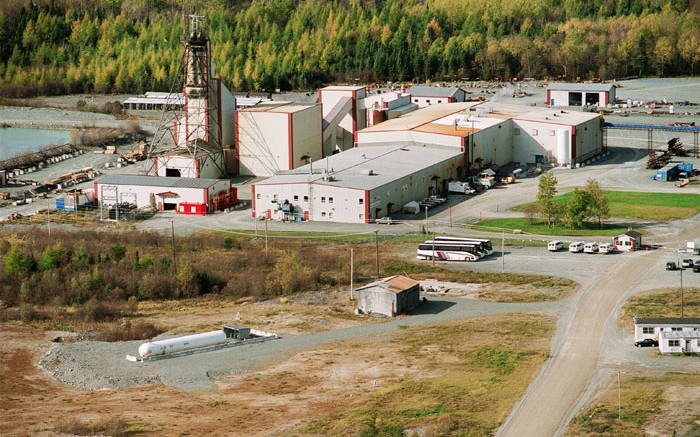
[556,129,570,166]
[138,330,227,358]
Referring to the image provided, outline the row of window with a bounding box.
[642,327,698,333]
[257,193,365,205]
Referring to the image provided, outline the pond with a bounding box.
[0,127,72,160]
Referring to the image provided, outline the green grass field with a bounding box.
[512,191,700,221]
[482,190,700,236]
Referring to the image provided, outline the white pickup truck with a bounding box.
[448,181,476,194]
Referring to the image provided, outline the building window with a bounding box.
[669,340,680,347]
[321,197,326,203]
[329,212,334,218]
[549,130,556,136]
[426,99,431,105]
[256,193,261,200]
[329,197,334,203]
[359,214,363,220]
[321,212,326,217]
[359,198,364,205]
[671,327,683,332]
[437,100,442,104]
[293,195,299,201]
[303,196,309,202]
[514,128,521,135]
[642,327,654,334]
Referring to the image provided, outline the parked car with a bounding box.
[666,262,678,271]
[598,243,613,254]
[634,338,659,347]
[694,264,700,273]
[583,242,599,253]
[681,259,695,268]
[568,241,584,253]
[376,217,395,225]
[547,240,563,252]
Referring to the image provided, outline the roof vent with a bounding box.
[361,169,375,176]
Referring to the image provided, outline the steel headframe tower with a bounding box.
[146,13,226,178]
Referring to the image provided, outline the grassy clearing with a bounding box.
[511,191,700,221]
[619,288,700,331]
[564,373,700,436]
[301,314,554,436]
[476,217,630,237]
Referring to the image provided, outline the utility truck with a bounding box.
[448,181,476,194]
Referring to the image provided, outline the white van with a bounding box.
[568,241,584,253]
[583,242,599,253]
[598,243,612,254]
[548,241,563,252]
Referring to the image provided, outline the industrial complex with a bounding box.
[89,14,610,224]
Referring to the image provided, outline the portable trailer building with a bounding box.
[356,275,421,317]
[94,174,232,213]
[613,230,642,252]
[634,317,700,354]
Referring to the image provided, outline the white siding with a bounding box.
[237,111,289,176]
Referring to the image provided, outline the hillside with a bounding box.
[1,0,699,97]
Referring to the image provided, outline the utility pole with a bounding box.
[501,229,505,273]
[171,220,176,270]
[374,229,379,278]
[350,247,354,300]
[432,221,436,267]
[617,370,621,420]
[47,197,50,237]
[680,265,685,318]
[264,218,269,256]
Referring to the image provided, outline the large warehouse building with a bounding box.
[252,144,463,223]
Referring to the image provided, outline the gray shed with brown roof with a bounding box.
[356,275,420,317]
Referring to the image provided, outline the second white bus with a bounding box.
[432,237,494,256]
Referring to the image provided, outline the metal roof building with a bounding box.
[94,174,233,214]
[546,82,616,107]
[356,275,421,317]
[252,144,463,223]
[406,85,468,108]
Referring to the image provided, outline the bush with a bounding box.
[54,417,129,437]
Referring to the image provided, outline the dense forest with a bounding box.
[1,0,700,97]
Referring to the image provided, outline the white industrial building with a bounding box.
[235,102,322,177]
[252,144,463,223]
[94,174,233,213]
[363,91,418,127]
[634,317,700,354]
[356,275,421,317]
[407,85,467,108]
[546,82,616,108]
[357,101,603,168]
[318,85,368,154]
[253,101,603,223]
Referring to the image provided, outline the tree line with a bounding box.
[0,0,699,98]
